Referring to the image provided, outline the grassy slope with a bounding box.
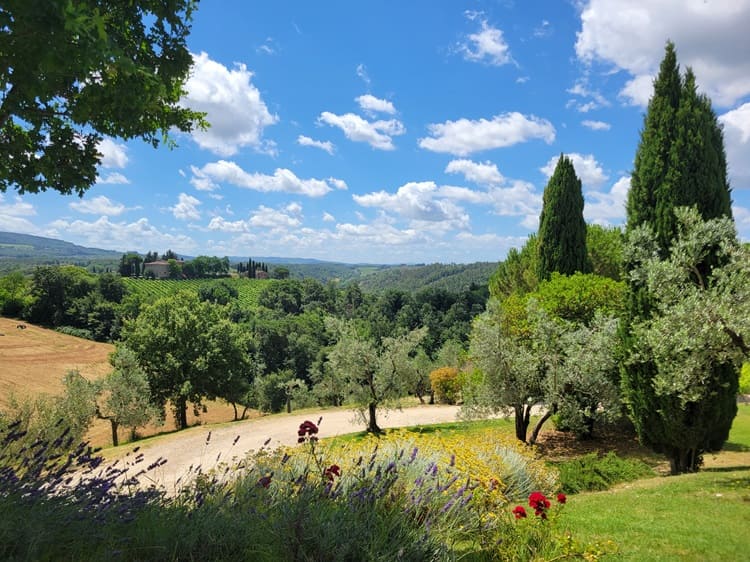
[563,406,750,561]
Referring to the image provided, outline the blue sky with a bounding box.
[2,0,749,263]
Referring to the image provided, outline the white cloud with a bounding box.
[533,20,552,39]
[322,212,335,222]
[581,119,612,131]
[318,111,405,150]
[356,94,396,115]
[459,16,513,66]
[619,74,655,107]
[181,52,278,156]
[719,103,750,189]
[171,193,202,221]
[328,178,348,190]
[445,159,505,186]
[567,79,611,112]
[733,206,750,240]
[48,216,197,253]
[297,135,335,155]
[97,172,130,185]
[419,112,555,156]
[584,176,630,224]
[0,195,38,233]
[541,153,608,189]
[249,205,302,230]
[207,216,249,233]
[356,63,371,87]
[190,161,340,197]
[575,0,750,107]
[70,195,126,216]
[353,181,469,228]
[97,138,128,168]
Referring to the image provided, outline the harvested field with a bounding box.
[0,317,240,447]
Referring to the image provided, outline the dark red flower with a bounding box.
[257,475,272,488]
[324,464,341,481]
[512,505,527,519]
[557,493,567,504]
[529,492,551,516]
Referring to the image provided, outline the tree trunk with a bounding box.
[175,397,188,429]
[669,447,700,475]
[110,419,119,447]
[528,403,557,445]
[286,396,292,414]
[514,404,529,442]
[367,402,381,433]
[429,390,435,405]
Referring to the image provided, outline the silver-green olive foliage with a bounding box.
[628,207,749,406]
[0,1,205,196]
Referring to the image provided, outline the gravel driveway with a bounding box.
[115,405,464,492]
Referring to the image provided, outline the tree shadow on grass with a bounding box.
[722,441,750,452]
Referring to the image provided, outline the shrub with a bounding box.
[429,366,460,404]
[553,452,655,494]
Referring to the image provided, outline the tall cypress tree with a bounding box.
[622,42,736,474]
[537,154,590,281]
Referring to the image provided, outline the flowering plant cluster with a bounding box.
[297,419,319,443]
[513,491,566,520]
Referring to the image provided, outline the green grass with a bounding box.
[562,406,750,561]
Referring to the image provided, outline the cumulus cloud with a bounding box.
[318,111,405,150]
[70,195,126,216]
[584,176,630,224]
[322,212,335,222]
[445,159,505,186]
[419,112,555,156]
[719,103,750,189]
[581,119,612,131]
[356,94,396,115]
[575,0,750,107]
[190,161,341,197]
[353,181,469,228]
[181,52,278,156]
[297,135,335,155]
[0,194,38,233]
[567,80,611,113]
[540,153,608,189]
[97,138,128,168]
[171,193,202,221]
[207,216,249,233]
[97,172,130,185]
[249,205,302,230]
[48,216,196,253]
[459,15,513,66]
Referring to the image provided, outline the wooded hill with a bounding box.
[0,232,499,293]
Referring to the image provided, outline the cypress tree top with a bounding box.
[536,154,589,281]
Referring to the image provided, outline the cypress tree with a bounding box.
[622,42,736,474]
[537,154,590,281]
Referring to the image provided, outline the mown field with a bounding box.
[122,277,269,308]
[0,317,241,447]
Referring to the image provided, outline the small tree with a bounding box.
[325,318,425,433]
[96,347,162,446]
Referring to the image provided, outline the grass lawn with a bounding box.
[563,405,750,561]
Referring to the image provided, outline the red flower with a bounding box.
[528,492,551,516]
[556,493,567,504]
[512,505,527,519]
[257,474,272,488]
[324,464,341,481]
[298,420,319,443]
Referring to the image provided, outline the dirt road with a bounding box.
[114,405,465,491]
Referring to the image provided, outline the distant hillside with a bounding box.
[0,232,122,274]
[0,232,497,293]
[353,262,499,293]
[0,232,121,258]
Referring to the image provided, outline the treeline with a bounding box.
[119,250,231,279]
[354,262,499,294]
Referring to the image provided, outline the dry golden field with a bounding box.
[0,317,240,448]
